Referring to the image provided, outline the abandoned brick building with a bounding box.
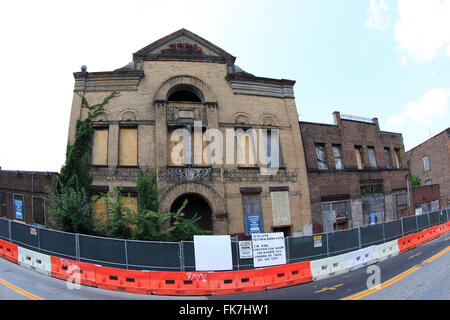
[299,112,409,233]
[68,29,313,238]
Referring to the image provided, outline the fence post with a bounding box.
[381,222,386,243]
[8,219,12,242]
[124,240,129,270]
[415,214,419,232]
[401,217,404,236]
[285,237,290,265]
[75,234,80,261]
[179,242,185,272]
[357,227,362,249]
[427,212,430,228]
[325,233,330,257]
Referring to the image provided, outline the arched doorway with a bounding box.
[170,194,213,231]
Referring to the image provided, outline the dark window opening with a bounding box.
[168,89,202,103]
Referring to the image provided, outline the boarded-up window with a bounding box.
[354,146,363,169]
[236,129,257,167]
[91,195,108,226]
[242,193,263,236]
[92,128,108,165]
[315,144,328,170]
[385,148,392,168]
[119,127,138,166]
[271,191,291,226]
[168,126,208,166]
[122,195,138,214]
[0,192,6,217]
[368,147,377,168]
[394,148,401,168]
[32,196,45,225]
[332,145,343,170]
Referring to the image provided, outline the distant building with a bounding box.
[0,170,58,226]
[406,128,450,209]
[299,112,409,233]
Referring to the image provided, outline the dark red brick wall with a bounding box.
[0,170,58,226]
[411,184,441,208]
[299,113,408,233]
[406,129,450,207]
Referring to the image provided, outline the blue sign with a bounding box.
[14,199,24,220]
[246,214,262,235]
[369,212,377,225]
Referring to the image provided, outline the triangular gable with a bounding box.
[133,28,236,64]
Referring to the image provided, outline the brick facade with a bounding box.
[67,29,312,237]
[411,184,441,214]
[406,128,450,208]
[0,170,58,226]
[299,112,409,233]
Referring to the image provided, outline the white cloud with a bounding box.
[394,0,450,63]
[366,0,390,31]
[386,88,449,128]
[401,56,408,66]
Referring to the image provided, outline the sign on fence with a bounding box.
[252,232,286,268]
[193,235,233,271]
[239,241,253,259]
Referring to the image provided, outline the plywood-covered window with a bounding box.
[92,128,108,165]
[168,126,208,167]
[119,127,138,166]
[271,191,291,227]
[91,194,108,226]
[354,146,363,169]
[32,196,45,225]
[236,128,257,167]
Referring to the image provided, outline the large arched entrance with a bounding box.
[170,194,213,232]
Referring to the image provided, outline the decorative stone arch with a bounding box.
[117,108,143,121]
[233,112,253,125]
[260,114,280,126]
[159,182,226,217]
[154,75,217,103]
[91,110,112,122]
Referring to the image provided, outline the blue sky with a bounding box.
[0,0,449,172]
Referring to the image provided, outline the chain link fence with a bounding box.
[0,207,448,271]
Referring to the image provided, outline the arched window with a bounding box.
[167,85,203,102]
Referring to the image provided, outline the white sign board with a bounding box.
[239,241,253,259]
[252,232,286,268]
[194,235,233,271]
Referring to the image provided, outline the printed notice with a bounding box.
[251,232,286,268]
[239,241,253,259]
[313,235,322,248]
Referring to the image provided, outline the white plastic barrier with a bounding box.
[347,246,378,271]
[17,247,52,276]
[376,240,399,262]
[310,253,349,281]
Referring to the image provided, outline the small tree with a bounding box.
[45,177,94,235]
[95,186,134,239]
[411,175,421,187]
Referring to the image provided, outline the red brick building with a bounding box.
[410,184,441,215]
[406,128,450,208]
[0,170,58,226]
[299,112,409,233]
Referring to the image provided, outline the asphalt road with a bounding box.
[0,233,448,301]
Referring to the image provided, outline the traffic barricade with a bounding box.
[0,239,18,264]
[149,271,211,296]
[95,265,151,295]
[18,247,51,275]
[50,256,97,287]
[348,246,377,272]
[310,253,349,281]
[397,234,416,253]
[207,269,266,295]
[416,230,428,247]
[262,261,312,290]
[376,240,399,262]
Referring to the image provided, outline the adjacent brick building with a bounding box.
[0,170,58,226]
[67,29,313,238]
[406,128,450,209]
[410,184,441,215]
[299,112,409,233]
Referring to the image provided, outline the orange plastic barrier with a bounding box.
[416,230,429,246]
[50,256,97,287]
[95,265,151,295]
[207,269,266,295]
[397,234,417,253]
[149,271,211,296]
[0,239,18,264]
[262,261,312,290]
